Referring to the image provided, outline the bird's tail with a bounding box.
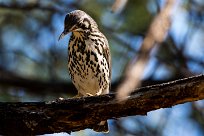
[93,120,109,133]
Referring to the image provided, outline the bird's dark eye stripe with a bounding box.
[81,18,91,29]
[83,18,91,24]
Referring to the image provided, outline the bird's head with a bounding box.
[58,10,98,40]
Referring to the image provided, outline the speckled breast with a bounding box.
[67,32,109,96]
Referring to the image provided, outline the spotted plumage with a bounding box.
[58,10,111,133]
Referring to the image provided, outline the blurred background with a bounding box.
[0,0,204,136]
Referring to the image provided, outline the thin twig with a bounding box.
[116,0,176,101]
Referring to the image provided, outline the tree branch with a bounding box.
[0,74,203,135]
[116,0,176,100]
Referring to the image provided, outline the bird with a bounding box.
[58,10,111,133]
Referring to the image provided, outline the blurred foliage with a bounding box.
[0,0,204,136]
[121,0,152,34]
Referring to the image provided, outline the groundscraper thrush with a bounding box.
[58,10,111,132]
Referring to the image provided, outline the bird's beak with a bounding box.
[58,30,66,41]
[58,25,76,41]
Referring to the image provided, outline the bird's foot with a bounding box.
[86,93,94,96]
[72,94,81,98]
[73,93,84,98]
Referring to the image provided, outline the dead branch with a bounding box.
[0,74,203,135]
[116,0,176,100]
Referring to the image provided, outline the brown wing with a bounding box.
[102,34,111,89]
[90,31,111,90]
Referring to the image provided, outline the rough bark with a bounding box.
[0,74,203,136]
